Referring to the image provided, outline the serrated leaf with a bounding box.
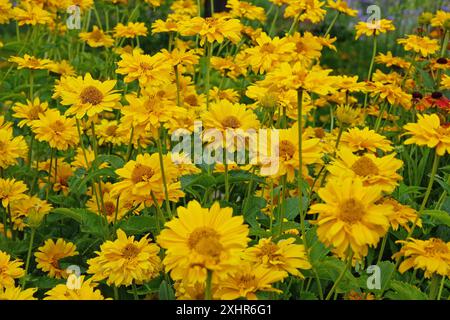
[422,210,450,227]
[385,280,428,300]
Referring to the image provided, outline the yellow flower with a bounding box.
[243,32,295,74]
[403,113,450,156]
[226,0,266,22]
[210,56,247,79]
[340,127,393,153]
[87,229,161,286]
[161,47,200,68]
[285,0,327,24]
[259,125,322,182]
[157,200,249,284]
[0,286,37,300]
[170,0,197,17]
[180,16,242,45]
[59,73,121,119]
[244,237,311,278]
[382,198,421,233]
[31,109,79,151]
[113,22,148,38]
[335,104,363,126]
[309,177,391,260]
[151,18,180,34]
[116,49,172,86]
[215,263,286,300]
[355,19,395,39]
[327,0,357,17]
[44,276,108,300]
[111,153,182,207]
[431,10,450,28]
[0,178,28,208]
[95,119,126,146]
[8,54,51,70]
[0,126,28,169]
[397,35,440,57]
[210,87,240,103]
[79,26,114,48]
[394,238,450,278]
[11,195,52,230]
[367,81,412,110]
[0,0,12,24]
[12,97,49,128]
[46,60,76,76]
[375,51,411,70]
[86,191,127,223]
[327,148,403,193]
[13,2,52,26]
[35,238,78,279]
[441,74,450,90]
[0,251,25,288]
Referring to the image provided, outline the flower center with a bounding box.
[261,43,276,54]
[279,140,296,160]
[105,125,118,136]
[80,86,103,105]
[339,198,366,224]
[122,243,140,260]
[221,116,241,129]
[50,120,65,133]
[236,274,258,289]
[425,239,449,255]
[103,201,116,216]
[188,227,223,258]
[131,164,155,184]
[29,105,43,120]
[90,30,104,42]
[351,156,379,177]
[258,242,279,260]
[314,128,326,139]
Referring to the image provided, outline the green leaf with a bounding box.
[70,167,117,195]
[94,154,125,169]
[117,215,159,235]
[422,210,450,227]
[314,257,359,293]
[159,280,175,300]
[385,280,428,300]
[51,208,106,238]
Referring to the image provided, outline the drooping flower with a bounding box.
[394,238,450,278]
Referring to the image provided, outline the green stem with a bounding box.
[325,250,353,300]
[297,89,307,248]
[363,36,378,110]
[205,42,213,108]
[324,12,340,37]
[21,228,35,288]
[205,270,213,300]
[437,276,445,300]
[377,234,388,264]
[132,283,139,300]
[156,131,172,219]
[429,274,440,300]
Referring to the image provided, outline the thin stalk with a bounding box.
[325,250,353,300]
[363,36,378,110]
[205,270,213,300]
[21,228,35,288]
[297,89,307,248]
[156,129,173,219]
[324,12,340,37]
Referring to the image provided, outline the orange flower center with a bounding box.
[131,164,155,184]
[80,86,103,105]
[188,227,223,258]
[351,156,379,176]
[103,201,116,216]
[105,124,118,136]
[314,128,326,139]
[279,140,296,160]
[339,198,365,224]
[122,243,140,260]
[425,239,449,255]
[50,120,65,133]
[236,273,258,289]
[221,116,241,129]
[258,242,279,260]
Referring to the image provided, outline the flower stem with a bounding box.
[21,228,35,288]
[325,249,353,300]
[324,12,340,37]
[156,128,173,219]
[437,275,446,300]
[297,89,308,248]
[205,270,213,300]
[363,36,377,111]
[429,274,440,300]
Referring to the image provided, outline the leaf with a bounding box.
[93,154,125,169]
[242,196,265,228]
[117,215,159,235]
[51,208,106,238]
[422,210,450,227]
[385,280,428,300]
[70,167,117,195]
[314,257,360,293]
[159,280,175,300]
[181,173,216,189]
